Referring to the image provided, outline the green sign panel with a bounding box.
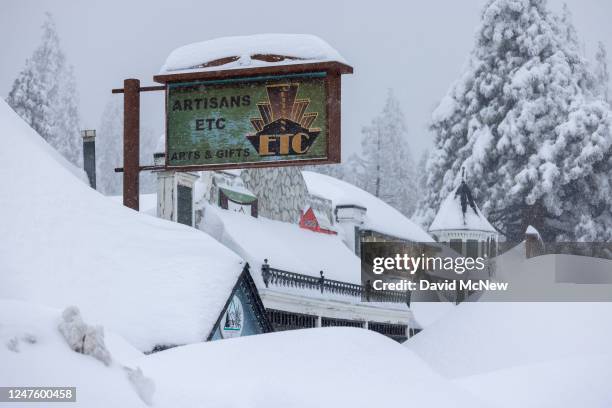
[166,72,328,168]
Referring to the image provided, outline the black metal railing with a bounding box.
[261,260,410,305]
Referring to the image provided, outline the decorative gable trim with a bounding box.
[206,263,272,341]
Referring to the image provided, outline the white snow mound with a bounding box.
[136,327,484,408]
[0,99,244,351]
[0,299,149,408]
[160,34,346,73]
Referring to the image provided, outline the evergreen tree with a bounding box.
[97,99,123,195]
[594,41,610,102]
[7,13,81,165]
[139,126,159,194]
[342,153,368,190]
[413,149,429,216]
[360,90,417,216]
[303,162,345,179]
[97,98,158,195]
[415,0,612,242]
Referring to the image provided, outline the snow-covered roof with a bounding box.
[429,180,496,233]
[160,34,347,74]
[0,99,244,351]
[109,193,157,216]
[2,299,480,407]
[302,171,434,242]
[200,203,360,283]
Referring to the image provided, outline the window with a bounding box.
[450,239,463,255]
[368,321,407,342]
[466,240,479,258]
[490,238,497,257]
[266,309,317,331]
[177,184,193,226]
[322,317,364,328]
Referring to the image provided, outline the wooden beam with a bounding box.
[123,79,140,210]
[111,85,165,94]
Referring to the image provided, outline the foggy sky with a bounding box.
[1,0,610,162]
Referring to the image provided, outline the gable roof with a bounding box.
[207,264,273,340]
[429,181,496,233]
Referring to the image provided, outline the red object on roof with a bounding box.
[299,207,337,235]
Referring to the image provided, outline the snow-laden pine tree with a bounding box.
[341,153,368,189]
[139,126,159,194]
[359,90,417,216]
[594,42,610,102]
[97,98,159,195]
[302,162,345,179]
[97,99,123,195]
[7,13,81,165]
[415,0,612,242]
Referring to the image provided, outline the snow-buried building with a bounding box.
[129,163,433,342]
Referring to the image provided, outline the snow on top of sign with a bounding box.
[302,171,434,243]
[160,34,347,73]
[200,203,361,284]
[429,181,496,233]
[0,99,244,352]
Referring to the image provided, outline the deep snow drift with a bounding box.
[0,99,245,351]
[136,327,483,408]
[2,299,483,408]
[405,244,612,407]
[0,300,149,408]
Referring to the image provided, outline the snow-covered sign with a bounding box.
[153,34,352,171]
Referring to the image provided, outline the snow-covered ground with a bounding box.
[1,299,483,408]
[0,99,245,351]
[405,243,612,407]
[0,300,149,408]
[109,193,157,217]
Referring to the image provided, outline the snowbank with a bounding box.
[2,299,482,407]
[404,245,612,406]
[109,193,157,217]
[137,327,483,408]
[0,300,148,408]
[200,203,361,283]
[0,99,244,351]
[302,171,433,242]
[160,34,346,74]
